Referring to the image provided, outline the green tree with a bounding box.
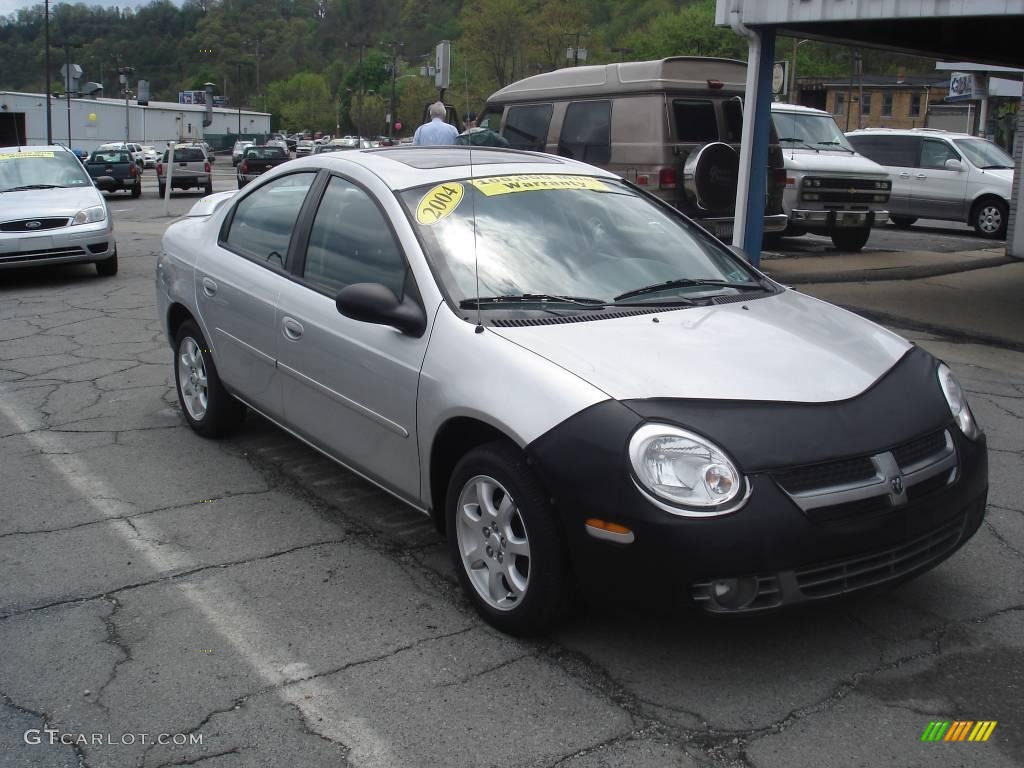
[460,0,532,87]
[349,92,387,138]
[266,72,334,131]
[625,0,747,60]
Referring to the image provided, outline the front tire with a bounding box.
[174,320,245,438]
[972,198,1008,239]
[831,227,871,252]
[446,441,570,636]
[95,250,118,276]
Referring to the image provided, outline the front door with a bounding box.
[195,171,317,414]
[276,175,428,502]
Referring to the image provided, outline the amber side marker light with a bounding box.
[585,519,635,544]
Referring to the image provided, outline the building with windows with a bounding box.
[793,74,947,132]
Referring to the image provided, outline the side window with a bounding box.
[920,139,959,170]
[848,135,918,167]
[223,173,315,266]
[721,99,744,143]
[303,177,406,298]
[503,104,553,151]
[672,100,718,142]
[558,101,611,164]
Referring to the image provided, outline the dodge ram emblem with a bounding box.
[891,475,904,495]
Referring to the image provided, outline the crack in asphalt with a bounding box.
[0,538,350,622]
[93,597,132,714]
[149,748,241,768]
[1,688,90,768]
[0,487,278,540]
[284,701,352,763]
[985,520,1024,559]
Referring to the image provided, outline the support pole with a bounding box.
[65,43,72,146]
[45,0,52,144]
[732,24,775,265]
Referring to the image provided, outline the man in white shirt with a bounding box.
[414,102,460,146]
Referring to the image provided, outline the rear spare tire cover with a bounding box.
[683,142,739,214]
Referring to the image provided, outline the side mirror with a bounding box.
[336,282,426,337]
[944,158,964,172]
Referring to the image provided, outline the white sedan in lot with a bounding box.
[156,147,987,635]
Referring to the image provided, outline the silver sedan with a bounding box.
[156,148,987,635]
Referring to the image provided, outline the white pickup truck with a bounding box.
[770,103,891,251]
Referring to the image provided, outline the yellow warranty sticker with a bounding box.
[0,150,56,161]
[470,174,609,197]
[416,182,465,225]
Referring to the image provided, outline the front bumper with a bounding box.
[525,351,988,614]
[701,213,789,239]
[0,221,115,269]
[790,209,890,229]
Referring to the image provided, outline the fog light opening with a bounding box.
[710,576,759,610]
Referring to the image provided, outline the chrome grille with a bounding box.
[774,430,957,523]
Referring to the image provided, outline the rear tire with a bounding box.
[831,227,871,252]
[173,320,246,438]
[158,183,166,197]
[95,250,118,277]
[890,216,917,228]
[204,181,213,195]
[972,197,1008,239]
[131,181,141,199]
[446,440,570,636]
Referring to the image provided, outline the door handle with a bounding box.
[915,173,927,179]
[898,172,911,178]
[201,277,217,296]
[282,317,304,340]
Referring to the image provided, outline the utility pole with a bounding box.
[856,50,865,129]
[58,41,82,147]
[44,0,52,143]
[383,40,403,140]
[115,58,135,145]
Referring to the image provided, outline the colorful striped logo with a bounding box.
[921,721,997,742]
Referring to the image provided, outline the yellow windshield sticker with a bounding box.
[0,151,56,161]
[470,174,609,196]
[416,182,465,225]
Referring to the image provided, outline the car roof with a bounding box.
[283,146,619,191]
[846,127,978,140]
[0,144,76,154]
[771,103,831,117]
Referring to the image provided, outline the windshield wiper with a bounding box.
[613,278,765,302]
[0,184,63,192]
[459,294,607,309]
[980,165,1013,170]
[817,141,855,153]
[778,137,818,152]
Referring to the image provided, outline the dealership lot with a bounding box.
[1,193,1021,767]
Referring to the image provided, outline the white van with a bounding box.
[770,104,891,251]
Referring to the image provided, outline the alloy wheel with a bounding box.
[177,337,209,421]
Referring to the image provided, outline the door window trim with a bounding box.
[217,169,325,274]
[289,171,418,302]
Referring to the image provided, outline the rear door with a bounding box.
[197,171,318,414]
[912,138,967,220]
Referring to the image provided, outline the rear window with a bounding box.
[503,104,552,151]
[722,99,743,143]
[846,135,918,167]
[163,148,206,163]
[672,100,719,143]
[246,147,287,159]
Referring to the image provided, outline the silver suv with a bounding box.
[157,145,213,197]
[846,128,1013,239]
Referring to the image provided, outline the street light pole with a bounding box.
[44,0,52,143]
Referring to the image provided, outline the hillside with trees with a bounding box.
[0,0,936,134]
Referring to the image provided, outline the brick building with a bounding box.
[793,74,947,132]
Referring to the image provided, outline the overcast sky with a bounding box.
[0,0,167,19]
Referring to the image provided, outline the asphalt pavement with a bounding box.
[0,190,1021,768]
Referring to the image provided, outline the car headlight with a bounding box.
[72,205,106,225]
[628,424,747,515]
[937,364,981,440]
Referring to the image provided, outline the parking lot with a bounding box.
[1,188,1022,768]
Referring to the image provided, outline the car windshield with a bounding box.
[400,175,759,307]
[953,138,1013,169]
[771,112,854,150]
[0,149,92,190]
